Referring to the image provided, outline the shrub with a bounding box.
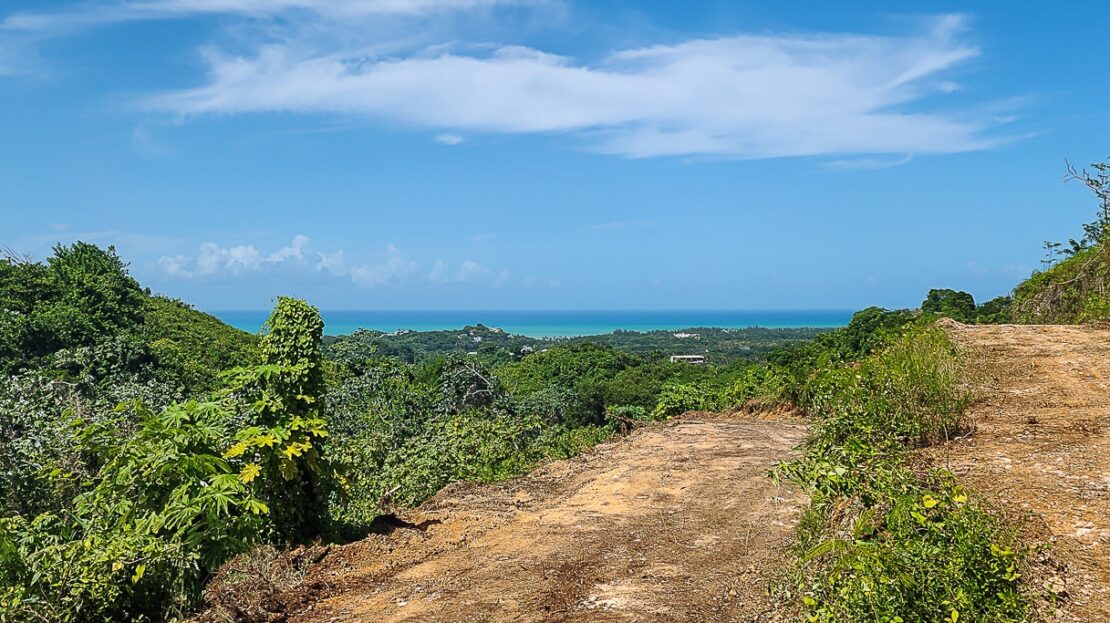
[652,381,712,418]
[141,297,259,393]
[922,289,977,323]
[974,295,1013,324]
[1,244,145,372]
[0,400,266,622]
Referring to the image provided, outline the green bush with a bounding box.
[1,244,145,372]
[0,400,266,622]
[974,296,1013,324]
[496,343,636,426]
[921,288,977,322]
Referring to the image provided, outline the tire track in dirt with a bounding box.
[289,416,808,623]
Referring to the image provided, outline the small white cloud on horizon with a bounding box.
[349,244,418,287]
[315,249,347,275]
[429,259,449,283]
[824,153,915,170]
[161,237,512,289]
[158,254,193,278]
[472,232,498,243]
[456,259,489,282]
[268,233,308,262]
[161,235,309,278]
[939,80,960,93]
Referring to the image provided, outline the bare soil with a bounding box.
[924,322,1110,623]
[272,415,808,623]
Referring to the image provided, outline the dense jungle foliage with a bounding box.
[324,323,826,365]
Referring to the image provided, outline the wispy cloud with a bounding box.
[1,0,536,33]
[143,13,1001,159]
[824,154,916,170]
[1,2,1014,160]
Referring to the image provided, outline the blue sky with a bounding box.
[2,0,1107,310]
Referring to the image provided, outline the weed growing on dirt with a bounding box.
[775,328,1029,623]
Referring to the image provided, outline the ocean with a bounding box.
[210,309,854,338]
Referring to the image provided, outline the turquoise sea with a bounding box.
[211,309,854,338]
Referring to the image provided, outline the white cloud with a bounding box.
[348,244,417,287]
[224,244,263,271]
[268,233,308,262]
[456,259,489,282]
[159,236,512,289]
[1,0,534,33]
[429,259,449,283]
[140,13,1002,159]
[158,254,193,278]
[2,2,1012,160]
[435,133,464,145]
[315,249,347,275]
[824,153,915,170]
[160,234,309,278]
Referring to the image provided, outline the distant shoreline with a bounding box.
[209,309,854,338]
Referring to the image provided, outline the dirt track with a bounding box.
[928,323,1110,623]
[291,416,808,623]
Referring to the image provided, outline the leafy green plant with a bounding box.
[0,400,265,622]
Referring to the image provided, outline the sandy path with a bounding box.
[928,323,1110,622]
[290,416,808,623]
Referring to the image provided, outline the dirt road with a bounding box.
[288,416,808,623]
[928,323,1110,622]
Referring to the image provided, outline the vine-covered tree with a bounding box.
[222,297,330,543]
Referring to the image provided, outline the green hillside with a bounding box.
[1012,159,1110,324]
